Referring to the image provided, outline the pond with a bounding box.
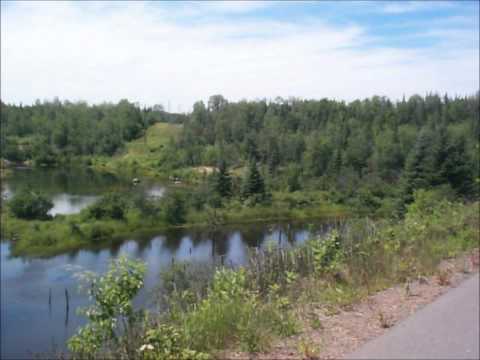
[1,167,169,216]
[0,168,339,358]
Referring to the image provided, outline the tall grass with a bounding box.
[67,190,478,358]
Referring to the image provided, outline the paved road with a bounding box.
[347,273,479,359]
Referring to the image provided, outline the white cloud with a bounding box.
[380,1,454,14]
[1,1,478,111]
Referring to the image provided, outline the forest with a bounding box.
[1,99,185,164]
[2,93,479,213]
[2,95,479,358]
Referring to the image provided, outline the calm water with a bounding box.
[1,167,168,216]
[0,168,336,359]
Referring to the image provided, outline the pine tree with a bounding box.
[242,161,265,198]
[439,135,474,197]
[215,160,232,197]
[287,164,302,192]
[400,128,436,203]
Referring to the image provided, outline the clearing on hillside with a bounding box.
[126,122,182,155]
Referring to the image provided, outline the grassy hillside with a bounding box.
[91,122,182,178]
[125,122,182,155]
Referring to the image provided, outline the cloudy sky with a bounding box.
[1,1,478,111]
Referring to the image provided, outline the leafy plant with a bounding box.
[68,256,146,358]
[310,229,342,274]
[87,192,129,220]
[8,189,53,220]
[163,192,187,225]
[139,324,209,360]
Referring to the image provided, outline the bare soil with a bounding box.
[220,249,479,360]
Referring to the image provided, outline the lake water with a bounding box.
[1,167,167,216]
[0,168,337,359]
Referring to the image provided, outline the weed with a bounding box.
[298,338,320,360]
[309,316,323,331]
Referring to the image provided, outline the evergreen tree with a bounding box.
[286,164,302,192]
[164,192,186,225]
[214,160,232,197]
[242,161,265,198]
[400,128,436,203]
[439,135,475,197]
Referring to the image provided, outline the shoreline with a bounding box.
[1,206,349,258]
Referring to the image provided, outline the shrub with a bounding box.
[163,192,186,225]
[139,324,209,360]
[179,268,254,351]
[68,256,146,358]
[87,192,129,220]
[8,189,53,220]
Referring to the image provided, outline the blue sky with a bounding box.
[1,1,478,110]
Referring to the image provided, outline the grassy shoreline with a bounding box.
[1,199,349,258]
[65,194,479,359]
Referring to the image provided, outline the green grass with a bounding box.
[91,122,183,179]
[126,122,182,154]
[1,194,348,257]
[66,196,479,359]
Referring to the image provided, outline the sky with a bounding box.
[1,0,479,111]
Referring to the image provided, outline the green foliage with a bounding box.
[180,268,257,351]
[175,93,478,205]
[436,134,475,197]
[163,192,187,225]
[2,99,183,165]
[2,137,28,162]
[286,164,302,192]
[64,199,478,358]
[242,161,265,198]
[214,160,232,198]
[68,256,146,358]
[5,93,479,211]
[8,189,53,220]
[309,229,342,274]
[400,128,437,203]
[87,192,129,220]
[139,325,209,360]
[264,283,298,337]
[159,262,215,310]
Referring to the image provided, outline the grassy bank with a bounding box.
[66,190,479,359]
[1,190,347,257]
[90,122,188,180]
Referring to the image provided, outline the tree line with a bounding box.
[1,99,186,165]
[2,93,479,209]
[174,93,479,207]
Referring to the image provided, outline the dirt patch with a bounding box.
[193,166,217,175]
[220,249,479,360]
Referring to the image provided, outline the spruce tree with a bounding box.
[439,135,474,197]
[400,128,436,203]
[215,160,232,197]
[242,161,265,198]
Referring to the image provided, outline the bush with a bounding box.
[68,256,146,358]
[176,268,264,352]
[87,192,129,220]
[8,189,53,220]
[163,192,186,225]
[140,324,209,360]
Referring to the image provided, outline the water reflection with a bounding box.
[2,168,169,216]
[1,220,335,359]
[48,194,99,216]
